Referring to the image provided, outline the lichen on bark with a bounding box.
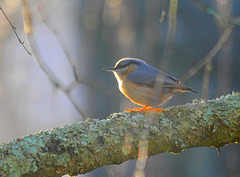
[0,92,239,177]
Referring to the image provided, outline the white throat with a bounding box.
[113,72,123,92]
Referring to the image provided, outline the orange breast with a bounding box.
[120,78,155,106]
[117,65,172,107]
[119,76,173,106]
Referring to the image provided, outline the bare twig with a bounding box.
[190,0,240,26]
[181,1,240,83]
[166,0,178,44]
[37,4,81,84]
[201,62,212,99]
[159,0,178,72]
[29,1,124,103]
[181,23,235,83]
[0,6,31,55]
[152,0,178,105]
[21,0,86,119]
[160,0,168,23]
[215,1,233,97]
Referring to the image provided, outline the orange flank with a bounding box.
[125,106,164,113]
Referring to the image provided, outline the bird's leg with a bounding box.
[125,106,163,112]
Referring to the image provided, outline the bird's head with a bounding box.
[103,58,146,76]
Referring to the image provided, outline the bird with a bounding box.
[103,58,197,111]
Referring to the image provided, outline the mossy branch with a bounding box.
[0,93,239,177]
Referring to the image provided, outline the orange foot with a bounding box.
[125,106,164,113]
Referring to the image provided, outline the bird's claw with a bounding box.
[125,106,163,113]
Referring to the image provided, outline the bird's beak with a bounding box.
[103,67,115,72]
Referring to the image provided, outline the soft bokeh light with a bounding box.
[135,140,148,177]
[105,0,122,7]
[5,0,20,8]
[22,0,33,34]
[82,13,98,30]
[102,4,121,26]
[215,0,229,5]
[122,132,133,155]
[0,19,10,38]
[0,0,239,176]
[118,26,135,47]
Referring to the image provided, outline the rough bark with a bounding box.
[0,92,239,177]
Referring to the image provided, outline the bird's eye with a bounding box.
[115,63,128,69]
[115,61,140,69]
[115,64,125,69]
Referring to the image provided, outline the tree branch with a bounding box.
[0,92,239,177]
[0,6,31,55]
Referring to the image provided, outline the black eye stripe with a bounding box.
[115,61,140,69]
[115,64,128,69]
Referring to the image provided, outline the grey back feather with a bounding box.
[127,62,181,88]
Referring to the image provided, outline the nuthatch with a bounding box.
[103,58,197,109]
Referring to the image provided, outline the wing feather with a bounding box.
[127,65,159,87]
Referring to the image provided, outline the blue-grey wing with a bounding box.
[128,64,181,88]
[127,65,160,87]
[162,74,181,87]
[127,65,196,93]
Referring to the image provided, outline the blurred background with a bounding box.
[0,0,239,176]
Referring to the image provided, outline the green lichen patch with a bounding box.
[0,93,239,176]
